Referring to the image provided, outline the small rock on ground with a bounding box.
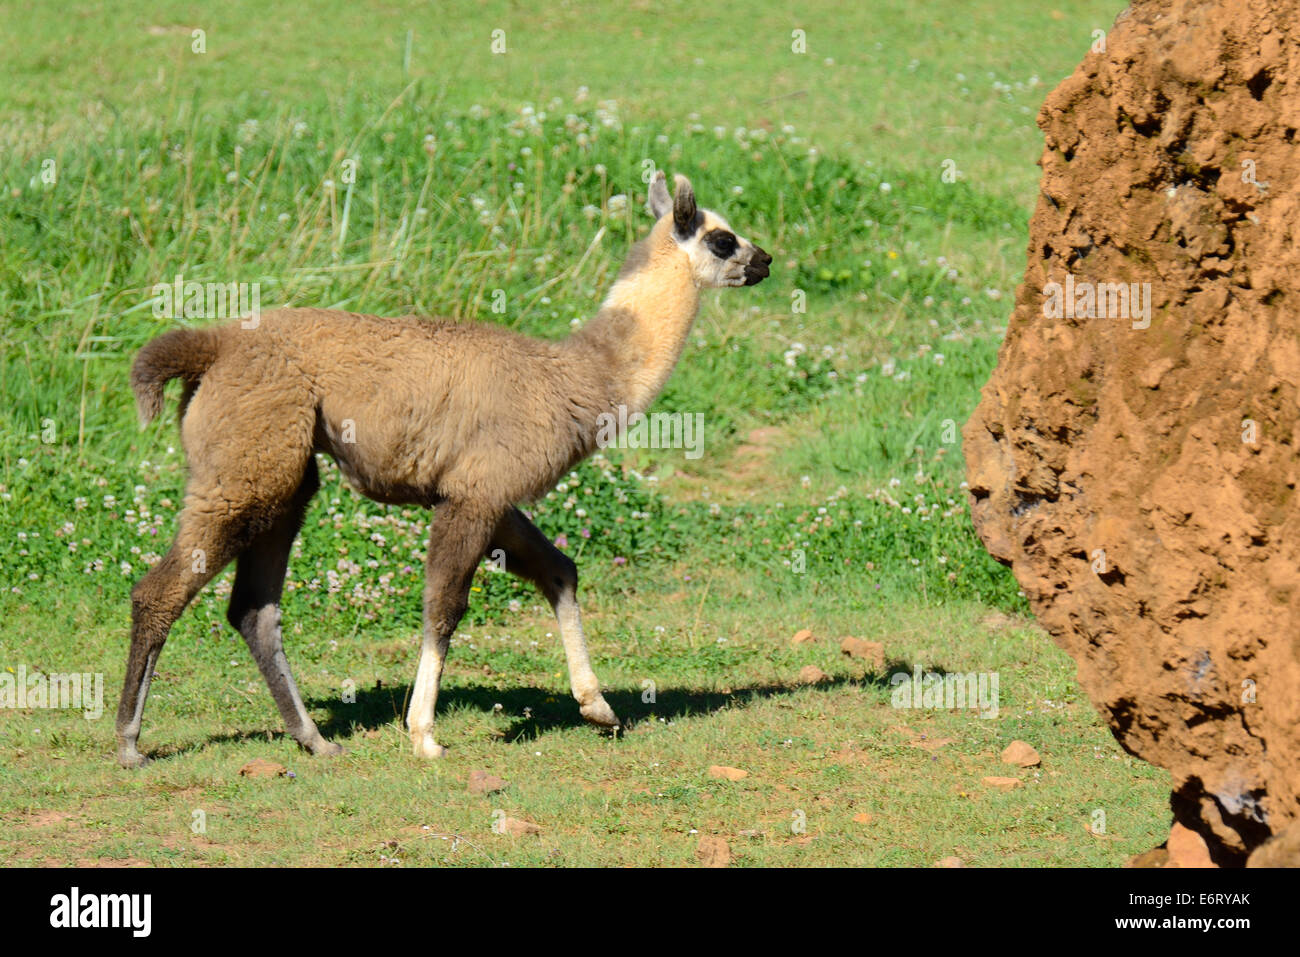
[840,637,885,669]
[468,770,508,795]
[238,759,288,779]
[1165,822,1216,868]
[982,776,1022,790]
[708,765,749,781]
[1000,740,1041,768]
[499,817,542,837]
[797,665,829,684]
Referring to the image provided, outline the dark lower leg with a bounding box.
[116,536,231,767]
[227,464,338,755]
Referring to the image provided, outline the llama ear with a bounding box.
[648,170,672,219]
[672,174,699,235]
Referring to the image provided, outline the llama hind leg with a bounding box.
[408,500,501,758]
[227,461,340,757]
[116,513,242,768]
[491,508,619,729]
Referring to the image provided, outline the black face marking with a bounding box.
[702,229,738,259]
[743,244,772,285]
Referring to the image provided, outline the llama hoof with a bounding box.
[306,737,346,758]
[580,698,620,729]
[412,734,447,759]
[117,748,151,770]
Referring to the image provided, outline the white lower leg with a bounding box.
[116,649,160,764]
[555,591,618,727]
[407,633,450,758]
[249,605,340,755]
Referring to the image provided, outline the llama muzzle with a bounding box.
[744,246,773,285]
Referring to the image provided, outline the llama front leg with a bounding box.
[492,508,619,729]
[408,501,500,758]
[555,583,619,728]
[408,630,451,759]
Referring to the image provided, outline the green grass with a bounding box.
[0,0,1169,867]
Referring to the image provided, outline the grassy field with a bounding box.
[0,0,1171,867]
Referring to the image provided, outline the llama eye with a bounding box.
[704,230,737,259]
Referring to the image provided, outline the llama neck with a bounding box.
[571,221,700,416]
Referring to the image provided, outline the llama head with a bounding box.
[648,170,771,288]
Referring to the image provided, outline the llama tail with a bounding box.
[131,327,224,424]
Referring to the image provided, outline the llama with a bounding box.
[116,171,772,767]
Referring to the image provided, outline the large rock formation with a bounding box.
[964,0,1300,865]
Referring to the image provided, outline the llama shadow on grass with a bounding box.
[309,665,903,746]
[127,659,927,762]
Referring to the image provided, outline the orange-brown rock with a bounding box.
[964,0,1300,865]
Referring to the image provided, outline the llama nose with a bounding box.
[744,245,772,285]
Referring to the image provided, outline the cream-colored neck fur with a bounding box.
[574,217,700,415]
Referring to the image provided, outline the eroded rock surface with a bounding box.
[964,0,1300,864]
